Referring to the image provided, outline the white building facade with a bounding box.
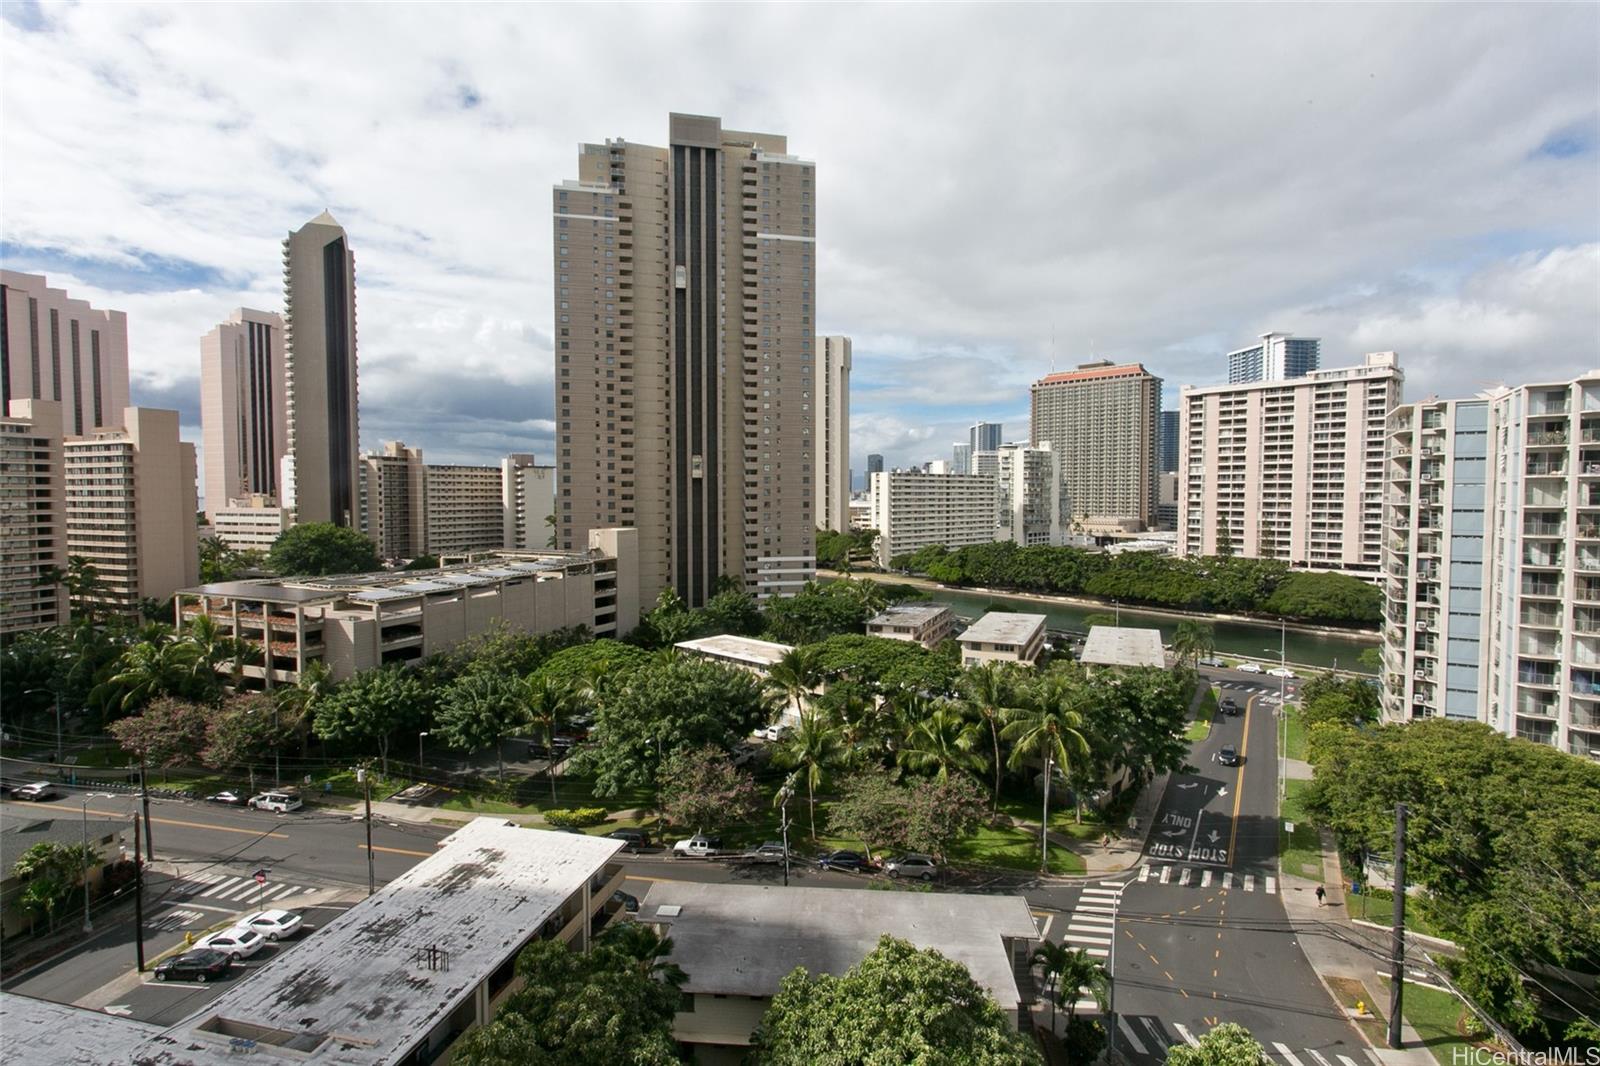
[814,335,851,534]
[869,469,999,568]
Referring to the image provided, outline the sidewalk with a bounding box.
[1281,828,1438,1066]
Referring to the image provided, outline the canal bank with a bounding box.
[826,570,1380,674]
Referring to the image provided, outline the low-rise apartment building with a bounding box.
[869,469,998,568]
[865,603,957,649]
[176,528,639,687]
[211,494,290,552]
[957,612,1047,668]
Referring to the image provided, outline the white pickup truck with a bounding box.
[671,834,726,859]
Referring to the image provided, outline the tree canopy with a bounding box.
[108,696,211,769]
[752,935,1042,1065]
[313,664,428,774]
[656,745,761,832]
[266,522,382,576]
[808,633,961,695]
[1164,1022,1266,1066]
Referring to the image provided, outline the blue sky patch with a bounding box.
[0,243,231,293]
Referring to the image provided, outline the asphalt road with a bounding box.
[1105,669,1372,1065]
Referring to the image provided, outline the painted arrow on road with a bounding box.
[1217,787,1229,797]
[1177,783,1199,790]
[104,1006,133,1017]
[1161,828,1185,838]
[1207,830,1222,844]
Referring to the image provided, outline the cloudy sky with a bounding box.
[3,3,1596,488]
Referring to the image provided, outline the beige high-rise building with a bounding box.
[1030,361,1160,530]
[869,469,999,568]
[555,113,817,606]
[64,407,198,616]
[426,463,504,556]
[0,399,67,633]
[1179,352,1401,574]
[503,452,555,550]
[282,211,360,529]
[815,335,851,534]
[200,308,286,518]
[1,271,130,437]
[359,441,426,560]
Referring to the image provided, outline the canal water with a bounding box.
[902,586,1378,673]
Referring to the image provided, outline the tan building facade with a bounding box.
[503,452,555,550]
[282,211,360,528]
[1030,361,1160,529]
[211,495,290,552]
[555,113,817,607]
[200,308,286,518]
[64,407,198,615]
[0,399,67,633]
[359,441,426,560]
[425,463,504,556]
[0,271,131,440]
[957,612,1048,668]
[1179,352,1401,575]
[815,335,851,534]
[865,603,957,649]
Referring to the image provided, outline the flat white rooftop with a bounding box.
[642,882,1037,1010]
[957,612,1047,646]
[131,818,623,1065]
[866,604,952,628]
[675,633,794,669]
[0,993,162,1064]
[1080,625,1166,669]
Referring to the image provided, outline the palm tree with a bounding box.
[276,659,334,756]
[1056,947,1110,1022]
[765,646,824,725]
[1001,674,1091,872]
[775,710,842,839]
[524,675,580,802]
[599,921,687,988]
[1031,940,1075,1031]
[181,613,257,693]
[1171,621,1216,669]
[94,639,204,713]
[896,705,984,782]
[958,663,1025,813]
[818,686,877,768]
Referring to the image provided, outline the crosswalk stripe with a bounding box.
[1064,926,1111,939]
[202,876,244,897]
[1274,1043,1306,1066]
[1082,947,1109,958]
[1244,874,1255,892]
[1160,866,1172,884]
[1139,864,1151,882]
[1306,1049,1333,1066]
[1069,912,1114,924]
[1098,880,1124,889]
[1118,1018,1149,1056]
[190,872,224,885]
[264,884,297,901]
[1201,869,1213,887]
[1336,1056,1361,1066]
[1139,1017,1170,1050]
[1223,872,1233,889]
[222,883,263,901]
[1179,868,1192,886]
[1175,1023,1200,1047]
[1266,876,1278,895]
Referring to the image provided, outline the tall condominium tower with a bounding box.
[1030,361,1160,530]
[1180,352,1401,574]
[359,441,426,561]
[0,399,66,633]
[970,421,1003,454]
[200,308,286,518]
[1,271,130,436]
[1227,331,1320,384]
[282,211,359,528]
[554,113,817,605]
[1158,409,1179,474]
[503,452,556,550]
[867,454,884,475]
[1380,371,1600,761]
[995,441,1063,547]
[815,335,852,534]
[952,442,973,476]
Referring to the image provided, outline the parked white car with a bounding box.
[195,926,265,960]
[247,791,303,813]
[753,724,792,743]
[234,909,303,941]
[1266,667,1297,679]
[1236,662,1264,674]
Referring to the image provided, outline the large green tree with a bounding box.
[12,841,98,932]
[958,663,1026,812]
[436,671,531,782]
[775,710,845,840]
[762,580,884,644]
[313,665,428,775]
[107,696,211,774]
[751,935,1042,1065]
[266,522,381,577]
[198,536,264,583]
[656,745,761,833]
[807,633,962,696]
[202,692,301,789]
[1003,674,1091,869]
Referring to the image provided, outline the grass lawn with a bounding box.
[1279,705,1309,762]
[1278,778,1323,880]
[1347,887,1447,941]
[995,790,1108,839]
[1377,976,1492,1066]
[948,823,1086,875]
[438,774,656,818]
[1187,688,1219,742]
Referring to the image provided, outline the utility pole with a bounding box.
[358,766,375,897]
[79,797,94,933]
[1039,753,1053,874]
[1106,887,1121,1062]
[132,811,145,972]
[138,757,154,860]
[1388,802,1408,1049]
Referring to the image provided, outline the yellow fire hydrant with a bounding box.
[184,931,195,948]
[1355,1000,1366,1015]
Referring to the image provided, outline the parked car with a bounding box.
[610,889,639,913]
[1219,697,1239,716]
[1266,666,1297,679]
[753,724,792,743]
[13,781,57,802]
[153,949,231,983]
[1218,745,1240,766]
[606,828,650,852]
[247,791,303,813]
[234,909,303,941]
[1236,662,1264,674]
[737,842,789,865]
[816,850,876,873]
[195,927,265,960]
[884,854,939,881]
[1197,656,1224,669]
[205,790,249,806]
[672,834,724,858]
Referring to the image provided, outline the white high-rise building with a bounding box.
[1383,372,1600,761]
[426,463,504,557]
[815,336,851,534]
[869,469,998,568]
[503,453,556,551]
[1227,332,1321,384]
[952,442,972,475]
[1180,352,1401,576]
[995,442,1062,546]
[1030,362,1160,531]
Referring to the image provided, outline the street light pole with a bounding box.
[418,732,429,780]
[1106,887,1121,1062]
[78,793,111,932]
[357,766,375,897]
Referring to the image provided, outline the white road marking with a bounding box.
[1098,880,1124,889]
[1306,1049,1333,1066]
[1070,913,1115,925]
[1139,1017,1171,1049]
[1274,1043,1307,1066]
[1139,864,1152,882]
[1037,914,1055,940]
[1175,1023,1200,1047]
[1201,869,1213,888]
[1160,865,1172,884]
[1266,876,1278,895]
[1337,1056,1361,1066]
[1244,874,1255,892]
[1179,867,1192,886]
[1118,1018,1150,1056]
[1080,889,1120,901]
[1223,872,1233,889]
[201,876,243,897]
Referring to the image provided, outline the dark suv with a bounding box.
[606,828,650,852]
[1218,744,1240,766]
[1220,697,1239,716]
[154,949,232,983]
[816,850,876,873]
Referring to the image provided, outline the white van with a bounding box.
[248,791,303,813]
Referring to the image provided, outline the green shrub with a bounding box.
[543,807,607,828]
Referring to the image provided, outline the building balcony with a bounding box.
[1571,669,1600,696]
[1577,579,1600,603]
[1523,605,1563,628]
[1516,693,1559,719]
[1518,632,1561,658]
[1569,732,1600,760]
[1523,546,1566,568]
[1516,719,1557,746]
[1526,430,1570,448]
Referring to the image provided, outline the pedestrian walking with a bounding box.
[1315,885,1326,906]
